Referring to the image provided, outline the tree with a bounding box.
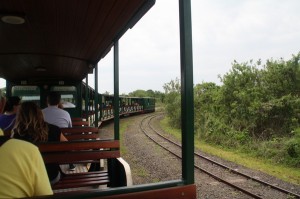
[128,90,148,97]
[194,82,220,138]
[216,54,300,140]
[163,78,181,128]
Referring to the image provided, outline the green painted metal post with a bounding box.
[114,40,120,140]
[179,0,194,184]
[85,75,89,121]
[5,81,11,97]
[94,64,99,127]
[99,93,102,121]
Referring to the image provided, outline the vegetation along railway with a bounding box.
[0,0,196,198]
[140,113,300,199]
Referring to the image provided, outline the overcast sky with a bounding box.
[1,0,300,94]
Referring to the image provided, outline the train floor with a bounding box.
[53,163,108,193]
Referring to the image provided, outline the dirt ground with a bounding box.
[99,113,300,199]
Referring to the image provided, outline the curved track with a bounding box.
[139,113,300,199]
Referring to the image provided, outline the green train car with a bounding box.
[8,81,155,124]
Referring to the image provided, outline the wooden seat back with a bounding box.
[37,140,120,164]
[61,127,99,141]
[61,127,98,135]
[71,117,86,122]
[72,121,90,126]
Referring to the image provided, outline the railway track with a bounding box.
[139,113,300,199]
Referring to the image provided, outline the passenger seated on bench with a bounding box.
[42,91,72,128]
[42,91,76,171]
[12,101,67,185]
[0,96,21,134]
[0,139,53,198]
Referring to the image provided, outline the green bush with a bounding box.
[250,136,300,167]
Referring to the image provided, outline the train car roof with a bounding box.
[0,0,155,82]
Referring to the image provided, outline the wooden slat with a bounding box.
[72,117,85,121]
[95,184,197,199]
[37,140,119,152]
[53,179,110,189]
[72,121,90,126]
[63,172,108,179]
[50,184,197,198]
[61,127,99,134]
[36,140,119,190]
[57,176,109,183]
[65,134,99,141]
[42,151,120,164]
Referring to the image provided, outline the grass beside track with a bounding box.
[120,119,133,155]
[160,117,300,185]
[120,118,154,182]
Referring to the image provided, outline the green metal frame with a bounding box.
[114,40,120,140]
[109,0,194,194]
[179,0,194,184]
[85,75,89,121]
[109,0,194,193]
[95,64,99,127]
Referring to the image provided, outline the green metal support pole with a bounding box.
[99,92,102,121]
[179,0,194,184]
[95,64,99,127]
[114,40,120,140]
[5,81,11,97]
[85,75,89,121]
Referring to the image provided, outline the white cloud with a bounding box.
[192,0,300,85]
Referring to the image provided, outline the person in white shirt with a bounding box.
[42,91,75,171]
[42,91,72,128]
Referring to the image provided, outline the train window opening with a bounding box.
[12,85,41,106]
[61,94,76,108]
[51,86,77,108]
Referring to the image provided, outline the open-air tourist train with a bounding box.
[0,0,195,198]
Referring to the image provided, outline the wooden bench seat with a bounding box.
[61,127,99,141]
[0,138,132,193]
[37,140,120,190]
[53,172,110,189]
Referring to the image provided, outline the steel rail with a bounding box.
[148,115,300,199]
[140,113,300,199]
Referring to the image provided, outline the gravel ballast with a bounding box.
[99,113,300,199]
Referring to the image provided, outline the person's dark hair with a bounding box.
[12,101,48,142]
[3,96,21,112]
[47,91,61,106]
